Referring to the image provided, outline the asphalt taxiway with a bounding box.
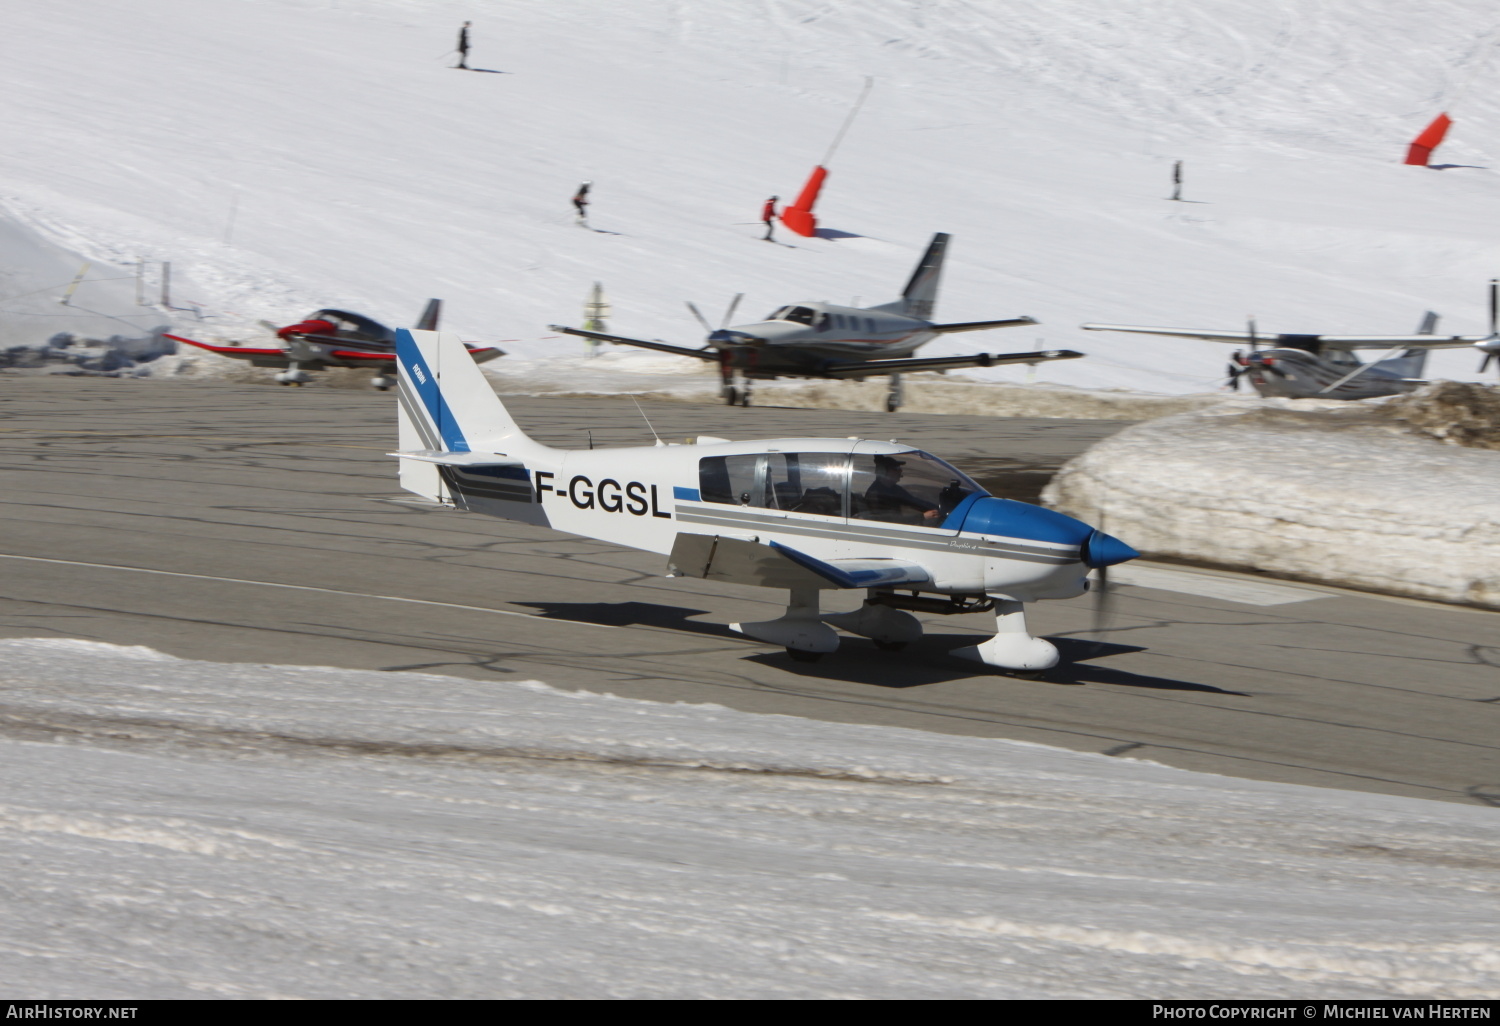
[1,376,1496,806]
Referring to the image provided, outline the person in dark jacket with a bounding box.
[761,196,778,241]
[573,181,592,224]
[456,22,471,70]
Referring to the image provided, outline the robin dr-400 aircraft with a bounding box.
[168,299,503,390]
[550,233,1083,411]
[1081,281,1500,399]
[391,328,1138,673]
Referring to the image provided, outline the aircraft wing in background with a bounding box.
[1080,323,1480,350]
[549,325,718,361]
[927,316,1038,334]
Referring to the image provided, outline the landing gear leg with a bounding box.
[885,373,904,413]
[370,372,395,391]
[731,586,839,661]
[821,592,923,650]
[952,599,1058,675]
[275,362,311,386]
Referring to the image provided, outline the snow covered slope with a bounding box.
[2,638,1497,999]
[4,0,1500,396]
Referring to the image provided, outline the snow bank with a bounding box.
[1042,387,1500,607]
[1,637,1497,999]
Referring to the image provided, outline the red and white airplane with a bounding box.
[168,299,503,390]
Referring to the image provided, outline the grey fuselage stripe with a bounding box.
[675,506,1078,565]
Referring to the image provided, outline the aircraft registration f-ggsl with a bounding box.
[551,233,1084,411]
[390,329,1138,674]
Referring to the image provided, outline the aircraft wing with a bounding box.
[928,316,1038,333]
[817,348,1084,379]
[549,324,718,361]
[667,533,931,590]
[1081,323,1482,349]
[165,333,285,360]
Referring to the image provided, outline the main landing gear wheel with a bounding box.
[723,387,739,406]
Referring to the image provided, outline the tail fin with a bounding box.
[396,329,544,458]
[415,299,442,331]
[892,232,949,319]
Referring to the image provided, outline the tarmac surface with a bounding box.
[2,375,1497,807]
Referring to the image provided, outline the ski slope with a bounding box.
[3,0,1500,395]
[2,638,1497,999]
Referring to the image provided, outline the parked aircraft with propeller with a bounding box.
[551,233,1083,411]
[167,299,503,390]
[390,327,1137,674]
[1081,281,1500,399]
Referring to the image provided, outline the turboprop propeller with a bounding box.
[1478,279,1500,374]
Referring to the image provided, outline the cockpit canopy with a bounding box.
[698,450,986,527]
[767,305,818,325]
[304,309,394,343]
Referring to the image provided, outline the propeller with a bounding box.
[687,293,744,335]
[1479,279,1499,374]
[1090,512,1114,646]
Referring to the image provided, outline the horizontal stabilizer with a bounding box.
[928,317,1038,333]
[549,325,718,361]
[770,541,931,589]
[388,449,521,467]
[819,348,1083,379]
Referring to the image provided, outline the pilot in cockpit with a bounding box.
[863,455,941,523]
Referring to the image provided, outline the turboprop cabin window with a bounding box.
[849,451,985,526]
[699,453,850,517]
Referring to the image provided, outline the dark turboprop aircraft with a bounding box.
[168,299,503,390]
[550,233,1083,411]
[1082,281,1500,399]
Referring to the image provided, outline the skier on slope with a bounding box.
[456,21,471,70]
[573,181,592,225]
[761,196,778,241]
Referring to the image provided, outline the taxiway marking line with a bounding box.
[0,553,619,629]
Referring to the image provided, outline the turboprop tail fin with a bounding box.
[396,328,543,457]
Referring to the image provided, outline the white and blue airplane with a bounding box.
[390,328,1138,674]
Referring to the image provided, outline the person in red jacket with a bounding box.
[761,196,778,241]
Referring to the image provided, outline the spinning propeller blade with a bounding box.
[720,293,743,329]
[1481,279,1500,375]
[687,293,746,336]
[685,301,713,334]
